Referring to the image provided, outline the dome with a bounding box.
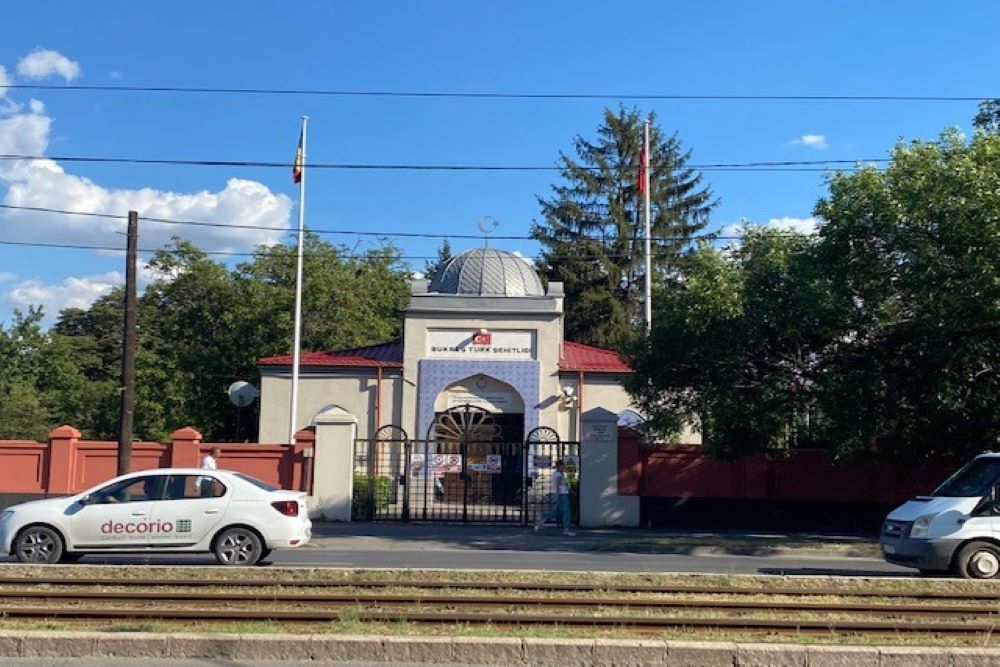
[428,248,545,297]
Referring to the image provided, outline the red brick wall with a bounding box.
[0,426,315,496]
[618,428,956,505]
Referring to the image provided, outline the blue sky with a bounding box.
[0,1,996,325]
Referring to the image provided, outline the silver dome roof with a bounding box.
[428,248,545,297]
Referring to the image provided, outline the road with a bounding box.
[0,523,911,577]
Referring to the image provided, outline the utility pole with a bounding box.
[117,210,138,475]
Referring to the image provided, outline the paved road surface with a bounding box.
[0,523,912,577]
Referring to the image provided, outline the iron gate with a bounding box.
[352,407,579,524]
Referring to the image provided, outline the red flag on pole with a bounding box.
[638,142,648,194]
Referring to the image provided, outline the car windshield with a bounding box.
[933,458,1000,497]
[235,473,278,492]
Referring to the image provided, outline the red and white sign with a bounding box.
[427,329,535,360]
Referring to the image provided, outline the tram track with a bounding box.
[1,576,999,638]
[3,575,1000,601]
[0,605,996,637]
[0,588,997,619]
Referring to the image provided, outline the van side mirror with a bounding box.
[990,485,1000,513]
[79,495,93,506]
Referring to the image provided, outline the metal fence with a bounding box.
[352,422,579,525]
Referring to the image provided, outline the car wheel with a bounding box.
[14,526,64,564]
[214,527,264,566]
[955,541,1000,579]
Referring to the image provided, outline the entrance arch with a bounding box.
[431,375,525,444]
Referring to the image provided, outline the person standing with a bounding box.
[535,460,575,536]
[201,447,221,471]
[199,447,221,497]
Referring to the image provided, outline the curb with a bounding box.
[3,631,997,665]
[593,545,883,558]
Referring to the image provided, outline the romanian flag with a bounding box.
[292,130,304,184]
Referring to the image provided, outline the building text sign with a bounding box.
[427,329,535,360]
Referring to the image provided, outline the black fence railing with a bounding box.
[352,434,579,524]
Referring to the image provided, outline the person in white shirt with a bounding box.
[201,447,221,470]
[199,448,221,496]
[535,460,575,536]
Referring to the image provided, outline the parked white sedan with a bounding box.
[0,468,311,566]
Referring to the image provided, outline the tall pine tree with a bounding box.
[533,107,716,348]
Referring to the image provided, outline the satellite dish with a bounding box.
[227,381,259,408]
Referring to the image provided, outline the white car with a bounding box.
[0,468,311,566]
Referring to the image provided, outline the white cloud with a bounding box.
[0,65,9,98]
[718,216,819,243]
[790,134,829,150]
[4,271,121,316]
[1,260,165,322]
[510,250,536,267]
[765,216,819,235]
[0,95,292,253]
[16,49,81,82]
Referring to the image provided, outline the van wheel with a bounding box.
[214,527,263,566]
[956,541,1000,579]
[14,526,64,564]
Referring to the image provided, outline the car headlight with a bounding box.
[0,510,13,523]
[910,515,933,538]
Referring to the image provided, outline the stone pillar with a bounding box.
[169,427,203,468]
[311,406,358,521]
[580,407,640,527]
[47,425,80,494]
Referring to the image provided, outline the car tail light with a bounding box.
[271,500,299,517]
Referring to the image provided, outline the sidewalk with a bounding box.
[309,523,881,558]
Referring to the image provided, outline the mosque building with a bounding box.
[256,247,646,446]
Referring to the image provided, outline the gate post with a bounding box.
[311,406,358,521]
[580,408,640,528]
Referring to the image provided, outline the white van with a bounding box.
[881,453,1000,578]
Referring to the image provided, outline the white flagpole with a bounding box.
[289,115,308,443]
[643,120,652,333]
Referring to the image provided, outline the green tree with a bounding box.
[973,99,1000,134]
[41,235,410,443]
[812,130,1000,461]
[629,129,1000,463]
[533,106,716,348]
[423,239,453,281]
[627,229,834,458]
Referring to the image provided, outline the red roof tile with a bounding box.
[258,340,403,368]
[559,341,632,373]
[258,339,630,373]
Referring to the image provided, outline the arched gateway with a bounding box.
[354,400,578,524]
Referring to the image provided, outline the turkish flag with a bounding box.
[472,332,492,346]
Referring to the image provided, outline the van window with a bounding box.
[934,458,1000,497]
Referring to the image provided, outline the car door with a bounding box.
[147,473,230,548]
[69,474,166,549]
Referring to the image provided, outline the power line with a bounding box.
[0,237,762,260]
[0,153,885,172]
[4,83,995,102]
[0,203,777,243]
